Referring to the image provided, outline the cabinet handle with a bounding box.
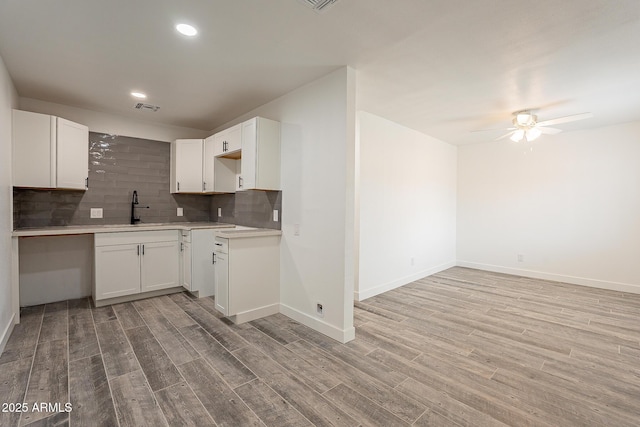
[203,182,206,191]
[137,245,140,256]
[212,252,216,264]
[142,244,145,255]
[180,242,184,252]
[177,182,180,192]
[85,177,89,189]
[223,141,227,152]
[238,176,243,188]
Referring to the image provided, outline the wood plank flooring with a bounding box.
[1,267,639,426]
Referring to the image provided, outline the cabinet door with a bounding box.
[226,123,242,153]
[213,124,242,157]
[57,118,89,190]
[203,135,215,193]
[174,139,203,193]
[182,241,192,290]
[214,252,229,316]
[213,132,225,157]
[12,110,56,188]
[95,244,141,300]
[241,118,257,190]
[141,241,180,292]
[190,230,216,297]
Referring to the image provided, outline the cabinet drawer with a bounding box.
[95,230,179,246]
[214,237,228,254]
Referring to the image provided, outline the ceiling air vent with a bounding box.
[298,0,340,13]
[134,102,160,112]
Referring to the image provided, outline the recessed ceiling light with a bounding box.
[131,91,147,99]
[176,23,197,37]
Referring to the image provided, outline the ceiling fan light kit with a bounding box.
[487,110,593,143]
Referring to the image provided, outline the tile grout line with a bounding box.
[17,305,45,427]
[129,300,220,427]
[66,301,70,427]
[89,298,122,427]
[113,303,172,427]
[186,298,307,426]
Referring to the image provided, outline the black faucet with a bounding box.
[131,190,150,224]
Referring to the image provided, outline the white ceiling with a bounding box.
[1,0,639,145]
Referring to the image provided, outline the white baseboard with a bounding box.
[457,261,640,295]
[279,303,355,343]
[231,303,280,324]
[355,261,457,301]
[0,313,16,355]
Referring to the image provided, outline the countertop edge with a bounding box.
[214,230,283,239]
[12,223,238,237]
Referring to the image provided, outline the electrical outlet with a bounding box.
[90,208,103,219]
[217,207,222,217]
[517,254,524,262]
[294,224,300,236]
[273,209,279,222]
[316,302,324,318]
[177,207,184,217]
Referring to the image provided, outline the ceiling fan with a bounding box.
[482,110,594,142]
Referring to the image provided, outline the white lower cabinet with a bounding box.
[94,230,179,303]
[181,240,192,290]
[141,241,181,292]
[214,249,229,315]
[213,234,280,323]
[94,244,140,300]
[181,229,217,297]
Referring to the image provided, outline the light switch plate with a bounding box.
[90,208,103,219]
[177,207,184,217]
[217,207,222,217]
[273,209,279,222]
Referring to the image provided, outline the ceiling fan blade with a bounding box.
[495,131,515,141]
[537,112,593,127]
[471,127,515,133]
[539,127,562,135]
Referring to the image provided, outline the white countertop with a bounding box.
[12,222,237,237]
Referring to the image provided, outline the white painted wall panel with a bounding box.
[357,111,458,300]
[19,235,93,306]
[214,68,356,342]
[0,53,19,352]
[457,122,640,293]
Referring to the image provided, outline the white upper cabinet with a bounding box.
[240,117,281,191]
[171,139,204,193]
[204,135,236,193]
[172,116,280,194]
[203,135,215,193]
[12,110,88,190]
[57,118,90,190]
[213,123,242,157]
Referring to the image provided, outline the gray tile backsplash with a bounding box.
[13,133,210,228]
[211,190,282,230]
[13,132,283,230]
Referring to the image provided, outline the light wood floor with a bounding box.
[1,267,639,426]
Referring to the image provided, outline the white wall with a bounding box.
[457,121,640,293]
[20,97,207,142]
[0,54,18,353]
[216,67,357,342]
[19,235,94,306]
[357,111,457,300]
